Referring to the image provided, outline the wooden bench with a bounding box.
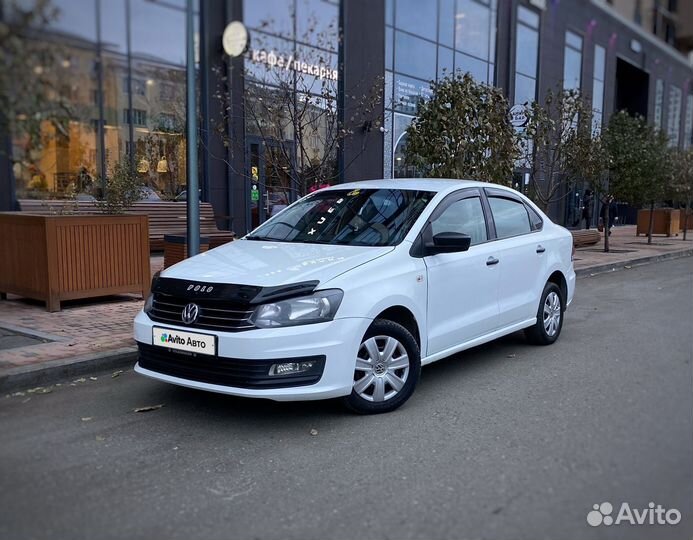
[571,229,601,248]
[18,199,235,252]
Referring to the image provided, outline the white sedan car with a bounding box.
[134,179,575,413]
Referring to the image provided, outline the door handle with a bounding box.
[486,256,499,266]
[536,245,546,253]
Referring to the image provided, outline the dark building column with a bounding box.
[200,0,247,234]
[495,0,514,97]
[0,129,17,211]
[227,0,248,234]
[0,2,17,211]
[340,0,386,182]
[200,0,227,223]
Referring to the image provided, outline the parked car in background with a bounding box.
[139,186,162,201]
[174,189,201,202]
[134,179,576,413]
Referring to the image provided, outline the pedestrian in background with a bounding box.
[580,189,594,229]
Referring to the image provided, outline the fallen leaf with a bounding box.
[81,417,93,422]
[89,377,97,381]
[624,265,632,269]
[12,391,25,397]
[310,428,318,436]
[73,378,86,383]
[111,370,124,378]
[134,404,164,413]
[95,435,105,442]
[506,354,516,358]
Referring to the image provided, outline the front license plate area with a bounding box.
[152,327,216,356]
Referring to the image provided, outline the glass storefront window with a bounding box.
[654,79,665,130]
[395,0,437,41]
[667,86,682,146]
[296,0,339,51]
[455,52,487,83]
[455,0,490,60]
[592,44,606,134]
[439,0,455,48]
[684,94,693,150]
[438,46,454,79]
[11,0,192,201]
[514,73,536,107]
[394,74,433,115]
[244,0,295,39]
[563,30,583,90]
[394,31,437,82]
[454,0,496,84]
[512,6,538,200]
[243,0,339,204]
[515,24,538,79]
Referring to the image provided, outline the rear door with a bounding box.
[484,188,547,328]
[423,189,500,356]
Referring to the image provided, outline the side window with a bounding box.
[526,204,543,230]
[488,197,532,238]
[430,196,487,245]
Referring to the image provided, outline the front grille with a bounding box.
[138,343,325,389]
[149,293,254,332]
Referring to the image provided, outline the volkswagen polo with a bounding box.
[134,179,575,413]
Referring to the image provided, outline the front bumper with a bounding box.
[133,311,370,401]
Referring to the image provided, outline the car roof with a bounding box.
[322,178,510,196]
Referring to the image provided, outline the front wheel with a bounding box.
[525,282,564,345]
[342,319,421,414]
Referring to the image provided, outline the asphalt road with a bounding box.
[1,257,692,540]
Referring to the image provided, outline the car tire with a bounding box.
[343,319,421,414]
[525,281,564,346]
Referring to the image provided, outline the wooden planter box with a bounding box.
[0,213,150,311]
[679,209,693,231]
[636,208,680,237]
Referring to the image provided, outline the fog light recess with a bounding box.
[269,361,316,376]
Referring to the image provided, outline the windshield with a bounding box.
[246,188,435,246]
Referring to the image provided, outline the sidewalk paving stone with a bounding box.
[0,231,691,392]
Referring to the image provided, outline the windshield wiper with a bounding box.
[245,235,284,242]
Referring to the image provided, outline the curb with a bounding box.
[0,346,137,394]
[575,248,693,278]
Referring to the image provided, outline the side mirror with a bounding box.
[425,232,472,255]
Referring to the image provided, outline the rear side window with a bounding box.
[430,196,487,245]
[526,204,543,231]
[488,196,531,238]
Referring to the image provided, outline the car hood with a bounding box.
[160,239,394,287]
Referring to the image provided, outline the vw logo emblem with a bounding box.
[181,303,199,325]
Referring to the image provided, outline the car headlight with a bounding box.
[249,289,343,328]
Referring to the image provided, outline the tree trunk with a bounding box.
[647,200,655,245]
[603,203,610,253]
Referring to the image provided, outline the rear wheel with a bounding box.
[525,282,564,345]
[343,319,421,414]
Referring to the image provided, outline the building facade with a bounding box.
[3,0,693,232]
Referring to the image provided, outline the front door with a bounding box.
[247,138,295,230]
[424,190,500,356]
